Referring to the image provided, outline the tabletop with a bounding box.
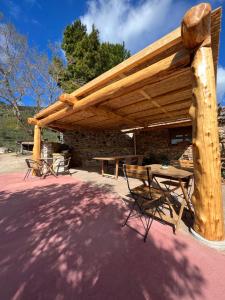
[145,164,193,180]
[93,155,144,161]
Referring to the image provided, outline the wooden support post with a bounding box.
[182,3,224,240]
[134,132,137,155]
[33,125,41,175]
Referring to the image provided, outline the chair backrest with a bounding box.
[123,164,149,180]
[56,157,71,167]
[25,159,42,169]
[170,160,194,171]
[123,164,152,195]
[64,157,71,168]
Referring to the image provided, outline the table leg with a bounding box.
[174,179,193,231]
[152,175,182,230]
[179,179,193,212]
[115,159,119,179]
[101,160,104,176]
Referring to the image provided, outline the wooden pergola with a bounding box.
[28,3,224,241]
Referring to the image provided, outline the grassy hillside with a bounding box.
[0,102,58,151]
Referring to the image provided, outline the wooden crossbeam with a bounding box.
[87,106,144,127]
[59,95,145,128]
[138,89,175,119]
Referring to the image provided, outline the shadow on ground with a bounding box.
[0,176,205,300]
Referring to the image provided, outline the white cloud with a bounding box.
[31,19,41,26]
[24,0,42,9]
[6,0,21,19]
[80,0,189,53]
[217,66,225,104]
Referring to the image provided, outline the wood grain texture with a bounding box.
[27,117,38,125]
[72,50,190,113]
[33,125,41,162]
[70,27,182,98]
[38,105,74,127]
[35,101,66,119]
[190,44,224,240]
[181,3,212,49]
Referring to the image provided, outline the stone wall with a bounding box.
[219,126,225,158]
[64,124,225,168]
[136,128,193,163]
[64,130,134,167]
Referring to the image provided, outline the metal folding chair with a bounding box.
[123,164,164,242]
[24,159,43,180]
[55,157,71,176]
[39,159,57,178]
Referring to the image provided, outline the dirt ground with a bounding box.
[0,153,32,174]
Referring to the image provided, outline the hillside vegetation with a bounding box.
[0,102,58,151]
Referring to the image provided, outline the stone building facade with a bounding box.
[64,126,193,168]
[64,130,134,167]
[63,124,225,168]
[135,127,193,163]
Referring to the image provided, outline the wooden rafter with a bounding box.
[138,89,175,119]
[87,106,144,127]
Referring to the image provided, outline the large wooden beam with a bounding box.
[182,3,224,241]
[71,50,190,112]
[38,105,73,127]
[181,3,211,49]
[35,101,66,119]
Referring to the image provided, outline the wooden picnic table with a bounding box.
[93,155,144,179]
[145,164,193,230]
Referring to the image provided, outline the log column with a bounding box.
[182,3,224,240]
[33,124,41,163]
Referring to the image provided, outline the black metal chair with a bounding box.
[123,164,164,242]
[24,159,43,180]
[55,157,71,176]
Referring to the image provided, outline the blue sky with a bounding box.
[0,0,225,103]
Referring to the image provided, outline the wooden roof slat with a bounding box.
[115,86,192,115]
[125,98,192,119]
[75,98,191,128]
[87,106,144,127]
[140,109,190,124]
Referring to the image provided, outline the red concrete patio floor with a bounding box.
[0,173,225,300]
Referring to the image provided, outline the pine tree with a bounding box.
[53,20,130,93]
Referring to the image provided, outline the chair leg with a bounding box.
[143,217,151,242]
[122,200,136,227]
[24,168,31,181]
[143,206,156,242]
[23,170,28,181]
